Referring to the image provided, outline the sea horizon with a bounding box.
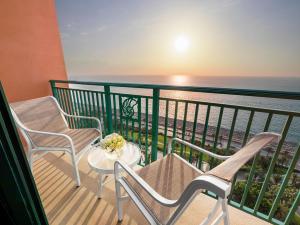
[69,74,300,91]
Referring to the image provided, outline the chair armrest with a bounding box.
[63,113,102,131]
[22,126,73,145]
[26,129,72,140]
[168,138,230,161]
[114,160,178,207]
[206,132,280,182]
[17,122,73,149]
[189,175,231,199]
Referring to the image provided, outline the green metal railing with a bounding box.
[50,80,300,225]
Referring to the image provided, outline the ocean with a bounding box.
[69,75,300,144]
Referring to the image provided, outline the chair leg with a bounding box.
[28,149,33,171]
[71,153,81,187]
[222,199,230,225]
[115,180,123,221]
[200,198,222,225]
[97,173,104,198]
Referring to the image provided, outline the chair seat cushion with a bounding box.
[31,128,100,154]
[124,154,202,224]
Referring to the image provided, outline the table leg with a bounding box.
[97,173,104,198]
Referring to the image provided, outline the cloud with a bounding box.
[80,32,89,36]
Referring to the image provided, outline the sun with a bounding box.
[174,35,190,53]
[173,75,187,84]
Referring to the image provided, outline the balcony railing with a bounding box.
[50,79,300,225]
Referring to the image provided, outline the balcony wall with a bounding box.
[0,0,67,102]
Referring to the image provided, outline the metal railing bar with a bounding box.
[253,115,293,213]
[72,89,81,128]
[95,92,103,129]
[210,106,224,167]
[54,86,105,93]
[284,190,300,225]
[145,98,149,164]
[268,143,300,219]
[56,87,300,117]
[180,102,189,157]
[51,80,300,100]
[163,100,169,156]
[189,103,199,163]
[225,108,238,155]
[112,94,118,132]
[228,110,251,201]
[75,90,83,128]
[172,101,179,147]
[66,89,76,128]
[138,97,142,148]
[100,93,106,134]
[240,112,273,207]
[199,105,211,169]
[118,95,124,136]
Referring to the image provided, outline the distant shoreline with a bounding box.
[135,113,299,171]
[133,113,298,163]
[139,113,295,148]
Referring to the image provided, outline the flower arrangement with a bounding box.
[100,133,126,160]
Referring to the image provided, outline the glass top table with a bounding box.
[88,142,141,198]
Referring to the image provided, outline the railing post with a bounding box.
[151,88,160,162]
[49,80,57,98]
[104,85,113,134]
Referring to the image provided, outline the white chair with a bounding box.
[114,132,280,225]
[10,96,102,186]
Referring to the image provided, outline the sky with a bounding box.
[55,0,300,77]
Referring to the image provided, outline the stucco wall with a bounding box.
[0,0,67,102]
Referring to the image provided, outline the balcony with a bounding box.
[6,79,300,225]
[1,1,299,224]
[27,79,297,225]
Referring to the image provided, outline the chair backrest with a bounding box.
[10,96,68,133]
[206,132,280,182]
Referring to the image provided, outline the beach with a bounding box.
[132,113,299,171]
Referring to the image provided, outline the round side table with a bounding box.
[88,142,141,198]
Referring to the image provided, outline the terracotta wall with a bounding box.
[0,0,67,102]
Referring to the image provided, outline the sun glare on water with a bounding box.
[174,35,190,53]
[172,75,188,85]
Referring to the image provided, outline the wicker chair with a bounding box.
[10,96,102,186]
[114,132,280,225]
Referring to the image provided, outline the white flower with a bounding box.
[102,133,125,154]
